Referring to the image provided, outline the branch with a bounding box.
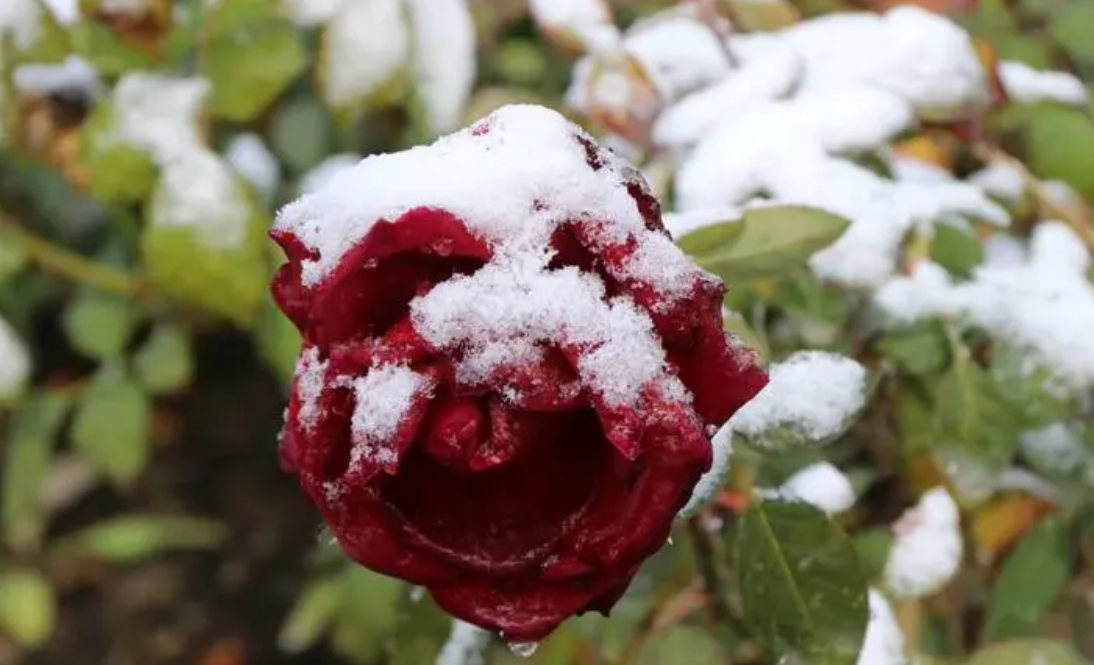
[0,212,146,298]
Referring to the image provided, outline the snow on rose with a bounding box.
[269,104,767,640]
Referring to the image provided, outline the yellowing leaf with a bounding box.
[973,494,1055,564]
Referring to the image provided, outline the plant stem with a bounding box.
[0,214,145,297]
[688,516,734,624]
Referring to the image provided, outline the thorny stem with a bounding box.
[0,212,146,298]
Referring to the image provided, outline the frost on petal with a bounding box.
[679,423,734,517]
[348,363,432,472]
[294,346,330,433]
[318,0,410,114]
[149,150,253,250]
[226,133,281,203]
[730,351,867,448]
[0,315,31,401]
[405,0,476,135]
[998,60,1089,107]
[857,589,907,665]
[883,487,962,599]
[771,462,855,516]
[275,104,703,297]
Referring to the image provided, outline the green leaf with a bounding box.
[935,350,1022,470]
[70,365,151,487]
[2,391,72,551]
[142,166,270,327]
[930,224,984,279]
[390,592,454,665]
[1051,3,1094,64]
[133,324,193,395]
[51,514,226,563]
[679,206,851,282]
[79,102,159,204]
[877,321,951,376]
[852,529,893,580]
[270,96,333,175]
[636,626,723,665]
[0,229,28,286]
[675,218,746,261]
[736,500,869,665]
[277,575,342,654]
[985,515,1073,641]
[1027,105,1094,201]
[199,0,307,121]
[990,344,1074,429]
[0,569,56,649]
[61,290,136,359]
[968,640,1092,665]
[331,567,405,663]
[70,21,151,76]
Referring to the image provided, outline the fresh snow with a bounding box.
[680,423,734,517]
[857,590,907,665]
[874,223,1094,390]
[108,73,211,164]
[299,154,362,196]
[319,0,409,112]
[0,0,43,50]
[730,351,867,444]
[769,462,856,515]
[528,0,619,53]
[13,56,100,97]
[883,487,963,599]
[279,105,705,410]
[348,364,432,471]
[149,150,253,250]
[226,133,281,203]
[0,315,30,401]
[404,0,476,134]
[294,346,329,433]
[998,60,1088,106]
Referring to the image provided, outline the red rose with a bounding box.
[271,105,767,642]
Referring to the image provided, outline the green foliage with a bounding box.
[985,516,1074,641]
[50,514,227,563]
[736,500,869,665]
[70,363,151,487]
[678,205,851,282]
[1,391,71,552]
[0,568,56,649]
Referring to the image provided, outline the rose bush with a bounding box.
[270,104,767,641]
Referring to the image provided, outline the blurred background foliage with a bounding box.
[1,0,1094,665]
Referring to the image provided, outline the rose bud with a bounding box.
[270,104,767,642]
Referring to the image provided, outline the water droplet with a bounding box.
[507,641,539,658]
[666,536,674,546]
[409,586,425,603]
